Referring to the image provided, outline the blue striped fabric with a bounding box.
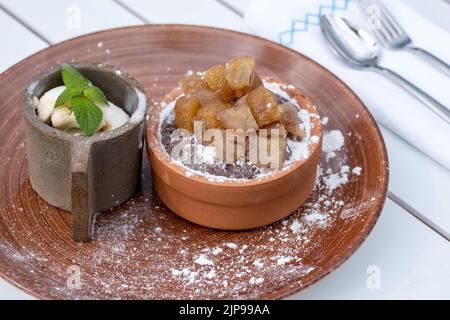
[279,0,350,46]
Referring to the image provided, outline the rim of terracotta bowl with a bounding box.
[146,77,323,188]
[24,62,148,143]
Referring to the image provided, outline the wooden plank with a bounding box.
[293,200,450,299]
[0,280,33,299]
[380,125,450,234]
[406,0,450,32]
[218,0,253,16]
[120,0,249,32]
[0,9,47,73]
[0,0,143,43]
[0,5,46,298]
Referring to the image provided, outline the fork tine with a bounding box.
[358,0,391,44]
[370,0,406,36]
[372,21,391,45]
[379,14,396,39]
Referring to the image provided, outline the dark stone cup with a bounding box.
[23,63,147,242]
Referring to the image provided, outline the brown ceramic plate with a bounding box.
[0,25,388,299]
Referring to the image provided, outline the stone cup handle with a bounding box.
[70,141,95,242]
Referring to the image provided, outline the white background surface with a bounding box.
[0,0,448,300]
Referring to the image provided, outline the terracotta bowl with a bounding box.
[146,78,323,230]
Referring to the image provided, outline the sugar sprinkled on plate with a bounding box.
[226,243,238,249]
[212,247,223,255]
[249,277,265,285]
[323,130,344,154]
[194,254,214,266]
[290,219,303,233]
[205,269,216,279]
[275,256,293,266]
[253,259,264,268]
[303,211,330,228]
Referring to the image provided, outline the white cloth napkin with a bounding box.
[245,0,450,170]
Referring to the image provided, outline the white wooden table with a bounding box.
[0,0,449,300]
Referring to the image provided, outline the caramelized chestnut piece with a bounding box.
[196,101,227,129]
[174,96,200,132]
[225,56,256,97]
[278,102,306,138]
[218,96,258,130]
[204,64,235,102]
[246,86,281,127]
[181,75,209,94]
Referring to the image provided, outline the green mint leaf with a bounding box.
[71,96,103,137]
[61,64,90,89]
[54,88,80,107]
[83,86,108,106]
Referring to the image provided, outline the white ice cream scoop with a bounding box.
[101,103,130,131]
[37,85,130,133]
[51,106,79,130]
[37,86,65,123]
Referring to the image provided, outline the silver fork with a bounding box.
[359,0,450,76]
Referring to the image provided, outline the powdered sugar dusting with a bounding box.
[323,130,344,154]
[323,171,349,191]
[226,243,238,249]
[249,276,264,285]
[352,167,362,176]
[276,256,293,265]
[303,211,330,228]
[194,254,214,266]
[253,259,264,268]
[290,219,302,233]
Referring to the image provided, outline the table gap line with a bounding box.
[380,124,449,172]
[388,191,450,242]
[215,0,245,18]
[111,0,151,24]
[0,3,52,45]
